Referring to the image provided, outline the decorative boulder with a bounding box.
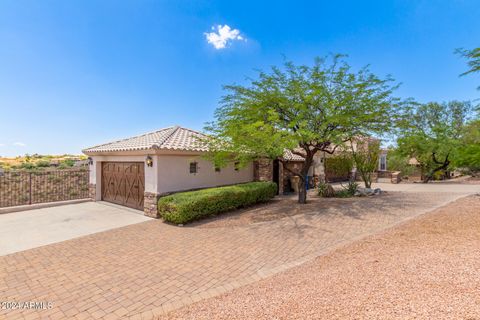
[356,187,378,196]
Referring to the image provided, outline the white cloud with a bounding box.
[13,142,26,147]
[0,143,5,147]
[204,25,245,49]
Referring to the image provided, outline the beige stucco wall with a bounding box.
[310,153,325,176]
[156,155,254,194]
[88,153,254,198]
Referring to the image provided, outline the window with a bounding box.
[215,165,221,172]
[379,155,387,171]
[190,162,198,174]
[234,162,240,171]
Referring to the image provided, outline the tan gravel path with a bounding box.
[162,195,480,320]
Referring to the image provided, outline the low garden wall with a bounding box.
[0,169,89,208]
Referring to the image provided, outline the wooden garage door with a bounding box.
[101,162,145,210]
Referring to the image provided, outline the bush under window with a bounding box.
[158,182,277,224]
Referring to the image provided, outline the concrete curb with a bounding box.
[0,199,92,214]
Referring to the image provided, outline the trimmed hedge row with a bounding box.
[158,182,277,224]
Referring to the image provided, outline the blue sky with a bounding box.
[0,0,479,157]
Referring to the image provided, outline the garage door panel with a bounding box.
[101,163,115,201]
[102,162,144,210]
[124,163,144,209]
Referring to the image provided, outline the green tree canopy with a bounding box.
[350,139,380,188]
[205,55,408,203]
[457,47,480,89]
[457,47,480,75]
[454,119,480,174]
[396,101,474,182]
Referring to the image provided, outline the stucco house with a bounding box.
[82,126,254,217]
[83,126,392,217]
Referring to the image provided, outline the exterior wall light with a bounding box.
[146,155,153,167]
[87,157,93,166]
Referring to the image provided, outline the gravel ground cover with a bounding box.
[162,195,480,320]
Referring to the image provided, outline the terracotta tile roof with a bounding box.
[82,126,209,153]
[282,149,305,161]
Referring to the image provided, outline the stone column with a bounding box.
[254,158,273,182]
[88,183,96,201]
[144,192,161,218]
[278,162,284,194]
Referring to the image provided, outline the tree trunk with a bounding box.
[422,153,450,183]
[297,175,307,204]
[360,172,371,188]
[423,166,447,183]
[364,176,371,188]
[422,176,431,183]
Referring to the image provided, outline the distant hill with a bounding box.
[0,154,88,171]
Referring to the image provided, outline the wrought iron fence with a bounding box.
[0,169,89,208]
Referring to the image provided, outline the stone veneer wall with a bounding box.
[254,159,273,182]
[88,183,97,201]
[144,192,161,218]
[88,183,96,201]
[280,161,304,193]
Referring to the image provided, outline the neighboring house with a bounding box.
[82,126,254,217]
[73,159,89,167]
[270,139,391,193]
[379,149,388,172]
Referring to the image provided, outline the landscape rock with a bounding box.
[356,187,383,196]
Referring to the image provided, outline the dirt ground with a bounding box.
[452,176,480,184]
[163,195,480,320]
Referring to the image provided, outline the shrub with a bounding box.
[60,159,75,168]
[335,189,353,198]
[342,180,359,196]
[19,162,36,170]
[35,160,51,168]
[317,182,336,198]
[387,151,416,176]
[318,180,358,198]
[324,154,353,181]
[158,182,277,224]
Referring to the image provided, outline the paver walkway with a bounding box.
[0,189,475,319]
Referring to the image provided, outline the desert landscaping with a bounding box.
[1,2,479,319]
[162,195,480,320]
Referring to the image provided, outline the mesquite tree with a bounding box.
[396,101,474,183]
[455,120,480,175]
[350,139,380,188]
[457,47,480,89]
[205,55,406,203]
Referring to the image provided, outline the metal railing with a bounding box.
[0,169,89,208]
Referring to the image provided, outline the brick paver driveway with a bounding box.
[1,185,477,319]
